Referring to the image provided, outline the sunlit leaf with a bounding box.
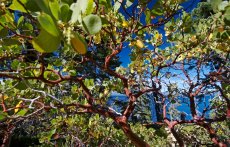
[85,0,94,15]
[48,129,56,138]
[136,39,144,48]
[49,0,60,20]
[210,0,222,12]
[93,33,101,44]
[122,21,129,27]
[126,0,133,7]
[17,109,28,116]
[218,1,229,11]
[145,10,151,24]
[17,16,24,27]
[70,0,94,23]
[70,3,81,23]
[10,0,40,12]
[114,0,121,11]
[70,33,87,54]
[151,8,164,16]
[15,100,23,113]
[9,0,27,12]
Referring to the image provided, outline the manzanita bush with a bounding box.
[0,0,229,146]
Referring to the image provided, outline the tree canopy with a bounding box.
[0,0,229,146]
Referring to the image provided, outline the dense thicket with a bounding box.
[0,0,229,146]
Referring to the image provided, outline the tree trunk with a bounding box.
[121,124,150,147]
[116,116,150,147]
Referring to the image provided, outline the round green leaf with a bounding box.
[82,14,102,35]
[38,13,60,37]
[32,29,61,53]
[60,4,72,22]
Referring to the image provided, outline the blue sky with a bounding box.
[118,0,201,67]
[113,0,208,121]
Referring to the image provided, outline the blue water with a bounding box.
[108,93,214,122]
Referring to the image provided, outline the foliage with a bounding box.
[0,0,229,146]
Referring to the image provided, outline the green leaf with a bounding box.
[0,112,7,121]
[84,79,94,90]
[53,59,62,66]
[85,0,94,15]
[32,29,61,53]
[210,0,222,12]
[24,71,33,77]
[17,16,24,27]
[84,79,94,87]
[126,0,133,7]
[0,28,8,38]
[2,39,20,46]
[82,14,102,35]
[77,0,94,15]
[17,109,28,116]
[49,0,60,20]
[69,70,76,76]
[224,6,230,24]
[114,1,121,11]
[151,8,164,16]
[44,71,59,81]
[9,0,40,12]
[35,0,51,14]
[61,0,74,5]
[218,1,229,11]
[10,0,40,12]
[60,4,72,22]
[38,13,59,37]
[25,0,41,12]
[9,0,27,12]
[70,33,87,54]
[70,3,81,23]
[4,11,15,24]
[99,0,112,8]
[70,0,94,23]
[11,60,20,70]
[48,129,56,139]
[101,17,110,26]
[15,81,27,90]
[145,10,151,24]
